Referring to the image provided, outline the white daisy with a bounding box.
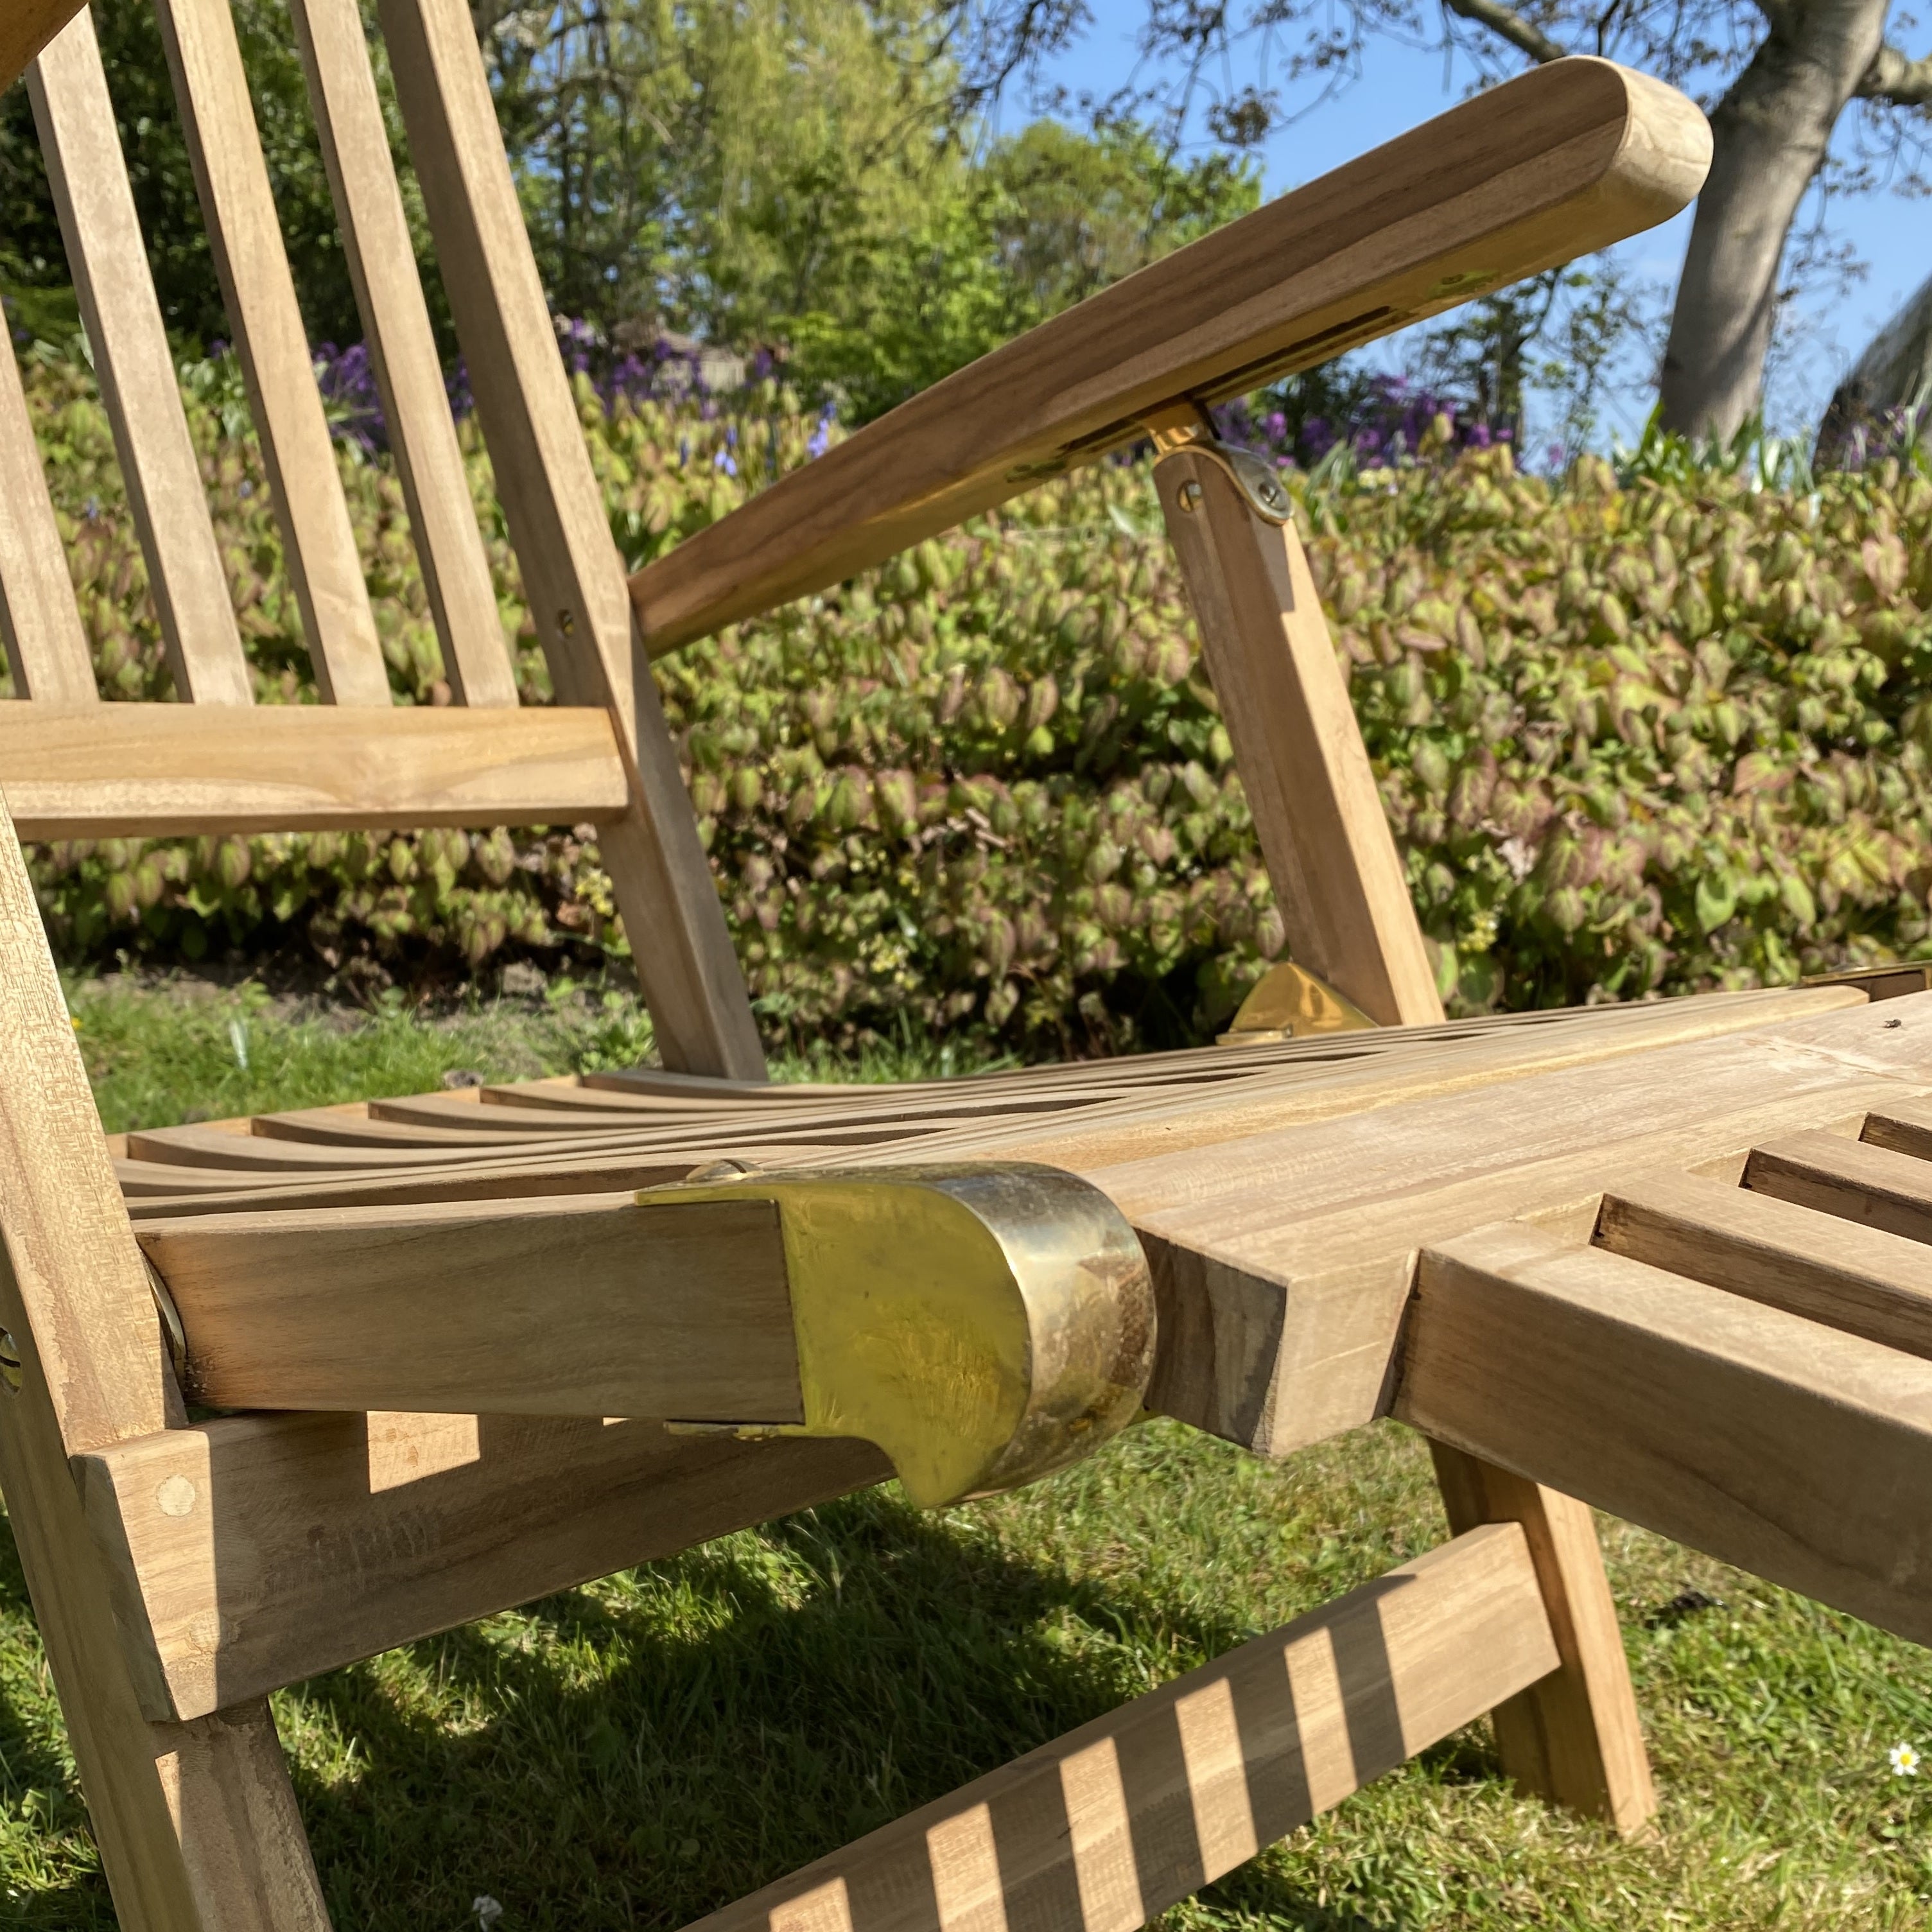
[1890,1743,1920,1777]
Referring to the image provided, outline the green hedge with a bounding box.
[16,355,1932,1052]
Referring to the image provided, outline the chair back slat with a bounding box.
[287,0,516,708]
[376,0,638,731]
[0,340,97,704]
[150,0,394,708]
[27,12,253,706]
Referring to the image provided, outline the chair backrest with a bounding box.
[0,0,766,1077]
[0,27,1710,1075]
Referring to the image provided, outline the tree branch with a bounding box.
[1860,42,1932,107]
[1440,0,1567,65]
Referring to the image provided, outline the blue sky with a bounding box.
[1023,10,1932,446]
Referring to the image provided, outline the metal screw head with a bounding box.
[0,1330,22,1394]
[1178,480,1204,513]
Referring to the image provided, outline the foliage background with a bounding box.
[9,354,1932,1055]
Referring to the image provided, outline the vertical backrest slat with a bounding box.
[150,0,394,708]
[375,0,636,723]
[287,0,517,708]
[0,342,98,704]
[378,0,766,1078]
[28,12,253,706]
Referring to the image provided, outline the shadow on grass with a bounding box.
[275,1485,1486,1932]
[0,1472,1492,1932]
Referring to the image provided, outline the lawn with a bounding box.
[3,977,1930,1928]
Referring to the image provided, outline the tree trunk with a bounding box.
[1658,0,1888,440]
[1816,266,1932,458]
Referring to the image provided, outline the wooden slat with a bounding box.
[0,700,627,836]
[0,340,96,702]
[150,0,394,708]
[1156,446,1440,1027]
[1,0,86,94]
[1862,1098,1932,1161]
[0,787,331,1922]
[28,13,254,707]
[1398,1220,1932,1647]
[379,0,765,1079]
[1598,1166,1932,1357]
[1050,995,1928,1455]
[1745,1129,1932,1243]
[77,1414,887,1721]
[1427,1446,1653,1836]
[139,1193,804,1420]
[287,0,518,709]
[627,58,1709,653]
[119,1146,851,1219]
[681,1524,1555,1932]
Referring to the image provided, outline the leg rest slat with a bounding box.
[680,1524,1555,1932]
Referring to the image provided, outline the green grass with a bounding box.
[5,977,1932,1927]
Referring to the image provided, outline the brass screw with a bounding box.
[1178,480,1203,514]
[557,608,576,638]
[0,1330,22,1395]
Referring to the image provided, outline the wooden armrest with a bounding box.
[1,0,85,94]
[629,55,1710,654]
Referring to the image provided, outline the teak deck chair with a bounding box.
[12,15,1932,1930]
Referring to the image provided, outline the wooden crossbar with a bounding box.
[679,1525,1556,1932]
[0,0,85,94]
[628,58,1710,654]
[1398,1217,1932,1648]
[0,702,629,836]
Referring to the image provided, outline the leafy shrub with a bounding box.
[13,354,1932,1053]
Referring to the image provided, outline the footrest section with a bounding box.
[682,1524,1556,1932]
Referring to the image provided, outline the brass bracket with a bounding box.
[647,1163,1154,1508]
[1142,400,1294,525]
[1218,960,1377,1045]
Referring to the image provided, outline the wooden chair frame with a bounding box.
[15,16,1886,1929]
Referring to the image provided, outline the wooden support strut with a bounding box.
[0,789,330,1929]
[1146,403,1443,1029]
[677,1524,1559,1932]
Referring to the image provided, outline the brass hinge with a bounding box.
[1141,399,1294,525]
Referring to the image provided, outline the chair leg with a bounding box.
[1428,1440,1656,1837]
[0,1405,330,1929]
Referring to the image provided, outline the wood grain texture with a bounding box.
[379,0,763,1078]
[1745,1129,1932,1244]
[1428,1446,1653,1836]
[78,1414,888,1721]
[680,1525,1556,1932]
[286,0,517,709]
[1097,995,1932,1454]
[1156,452,1441,1027]
[28,15,254,708]
[629,58,1709,654]
[0,0,86,94]
[1598,1165,1932,1357]
[150,0,392,708]
[139,1193,803,1420]
[0,337,96,702]
[0,700,627,836]
[1398,1220,1932,1647]
[0,791,331,1927]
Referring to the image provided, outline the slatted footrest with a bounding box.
[1397,1109,1932,1647]
[680,1524,1557,1932]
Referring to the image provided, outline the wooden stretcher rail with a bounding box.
[628,58,1709,653]
[679,1525,1555,1932]
[0,702,629,835]
[1,0,86,94]
[1398,1215,1932,1648]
